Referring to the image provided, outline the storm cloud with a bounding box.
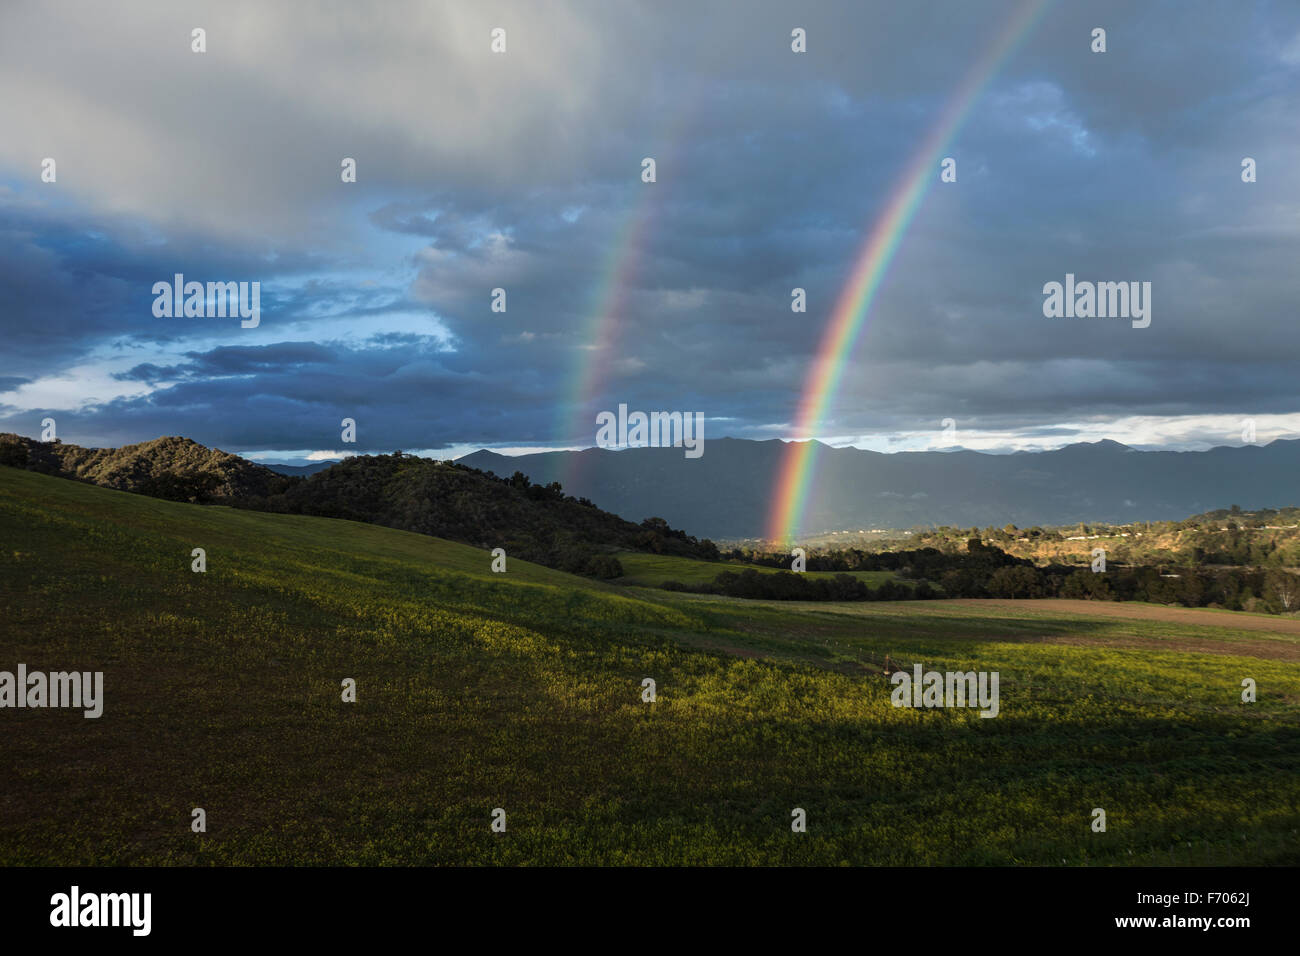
[1,0,1298,457]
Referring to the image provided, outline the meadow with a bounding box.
[1,467,1297,865]
[613,550,899,588]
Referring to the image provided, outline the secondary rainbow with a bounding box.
[767,0,1051,544]
[555,198,657,491]
[561,201,654,441]
[559,111,695,488]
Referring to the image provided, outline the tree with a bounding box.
[585,554,624,579]
[987,565,1042,599]
[1268,570,1298,612]
[939,569,984,598]
[1061,569,1111,600]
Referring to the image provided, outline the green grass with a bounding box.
[614,550,899,588]
[1,466,1297,865]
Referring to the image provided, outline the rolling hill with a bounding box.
[0,432,294,501]
[253,451,717,572]
[2,465,1297,865]
[0,435,717,572]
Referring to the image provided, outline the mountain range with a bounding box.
[460,437,1300,539]
[6,431,1297,545]
[263,461,338,476]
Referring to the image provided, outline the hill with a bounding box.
[0,432,294,501]
[253,451,718,572]
[2,466,1297,865]
[0,435,717,573]
[460,437,1300,539]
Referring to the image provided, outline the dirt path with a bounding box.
[940,598,1300,635]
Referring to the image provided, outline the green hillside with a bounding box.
[0,434,718,574]
[2,466,1298,865]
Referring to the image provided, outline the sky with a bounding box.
[2,0,1298,464]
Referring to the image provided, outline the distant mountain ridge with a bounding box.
[459,437,1300,539]
[8,431,1298,551]
[264,461,339,476]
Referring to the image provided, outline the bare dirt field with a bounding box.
[942,598,1300,634]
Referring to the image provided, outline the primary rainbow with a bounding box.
[766,0,1051,544]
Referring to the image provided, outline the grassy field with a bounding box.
[2,466,1297,865]
[614,550,899,588]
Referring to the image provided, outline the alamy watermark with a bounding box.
[1042,273,1150,328]
[1,664,103,718]
[890,663,999,718]
[595,403,704,458]
[50,886,150,936]
[152,273,260,328]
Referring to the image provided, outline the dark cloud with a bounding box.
[1,0,1298,452]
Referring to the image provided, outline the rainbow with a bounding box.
[767,0,1051,544]
[561,201,655,441]
[560,112,694,488]
[557,199,656,491]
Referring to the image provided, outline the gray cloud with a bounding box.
[1,0,1298,452]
